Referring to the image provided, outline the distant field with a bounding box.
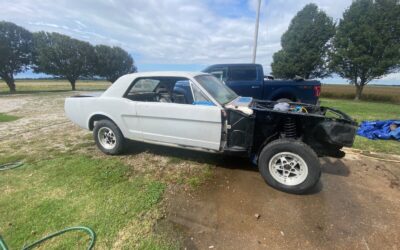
[0,79,111,93]
[321,84,400,104]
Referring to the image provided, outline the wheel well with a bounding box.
[256,133,279,157]
[89,114,114,131]
[273,93,297,102]
[254,116,302,156]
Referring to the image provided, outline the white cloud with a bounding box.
[0,0,398,82]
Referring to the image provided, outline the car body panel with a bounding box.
[65,72,224,151]
[136,102,222,150]
[65,97,142,139]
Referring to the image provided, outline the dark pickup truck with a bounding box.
[203,64,321,105]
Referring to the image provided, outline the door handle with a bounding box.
[251,86,260,89]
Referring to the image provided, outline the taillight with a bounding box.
[314,86,321,97]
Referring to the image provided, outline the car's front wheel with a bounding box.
[258,139,321,194]
[93,119,125,155]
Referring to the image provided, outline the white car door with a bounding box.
[136,80,222,151]
[117,79,162,141]
[136,103,222,150]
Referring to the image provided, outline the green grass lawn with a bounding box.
[0,113,19,122]
[0,155,176,249]
[321,98,400,155]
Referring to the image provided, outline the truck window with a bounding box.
[208,67,228,82]
[229,66,258,81]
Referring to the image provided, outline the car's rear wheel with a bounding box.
[258,139,321,194]
[93,119,125,155]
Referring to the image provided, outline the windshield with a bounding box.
[194,75,238,105]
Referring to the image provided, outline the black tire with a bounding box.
[93,119,125,155]
[258,139,321,194]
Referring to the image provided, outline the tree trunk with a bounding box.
[4,76,16,93]
[354,84,364,101]
[69,79,76,91]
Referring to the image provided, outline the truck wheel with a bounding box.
[258,139,321,194]
[93,119,125,155]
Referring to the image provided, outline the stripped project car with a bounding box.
[65,72,357,194]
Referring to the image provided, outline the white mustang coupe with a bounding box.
[65,72,357,194]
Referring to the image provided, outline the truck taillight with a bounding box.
[314,86,321,97]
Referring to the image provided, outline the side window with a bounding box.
[125,78,160,102]
[191,82,215,106]
[208,67,228,82]
[229,66,258,81]
[124,77,215,106]
[128,79,159,94]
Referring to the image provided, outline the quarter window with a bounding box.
[128,79,159,93]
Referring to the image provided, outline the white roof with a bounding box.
[125,71,206,78]
[102,71,209,97]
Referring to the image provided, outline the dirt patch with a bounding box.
[0,96,28,113]
[0,94,96,154]
[166,153,400,249]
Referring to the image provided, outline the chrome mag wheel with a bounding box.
[268,152,308,186]
[98,127,117,150]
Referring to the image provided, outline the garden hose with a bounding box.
[0,163,96,249]
[0,162,24,171]
[0,226,96,250]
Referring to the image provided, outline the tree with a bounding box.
[33,32,96,90]
[271,4,335,79]
[94,45,136,83]
[330,0,400,100]
[0,21,33,92]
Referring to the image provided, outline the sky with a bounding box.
[1,0,399,84]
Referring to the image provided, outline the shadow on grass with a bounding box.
[122,141,357,195]
[123,140,257,172]
[123,141,353,178]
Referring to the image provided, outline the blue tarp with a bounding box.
[357,120,400,141]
